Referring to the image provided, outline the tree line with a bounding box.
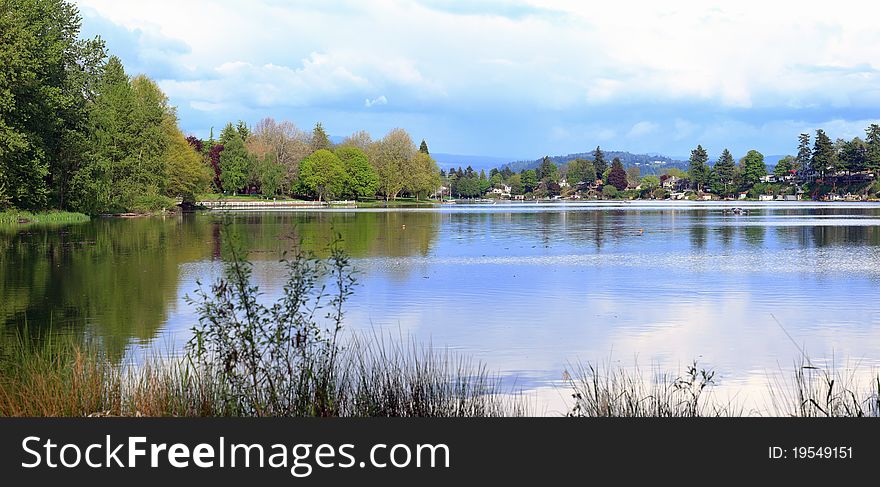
[0,0,440,214]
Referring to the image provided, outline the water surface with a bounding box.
[3,202,880,412]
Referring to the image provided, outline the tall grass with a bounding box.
[0,210,89,225]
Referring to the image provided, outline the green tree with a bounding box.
[0,0,106,209]
[688,144,709,191]
[713,148,737,197]
[219,125,252,194]
[838,137,867,174]
[566,158,596,185]
[299,149,344,201]
[593,146,607,177]
[508,173,523,195]
[521,169,537,193]
[163,118,211,204]
[335,146,378,199]
[740,150,767,189]
[536,156,558,183]
[795,133,810,177]
[408,151,441,199]
[773,155,796,179]
[866,124,880,174]
[607,158,628,191]
[811,129,835,178]
[419,139,429,154]
[370,128,414,201]
[311,122,331,152]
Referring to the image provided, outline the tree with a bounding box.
[773,155,796,179]
[713,148,737,197]
[251,153,285,197]
[335,146,378,199]
[508,173,523,195]
[796,133,811,177]
[626,166,641,187]
[370,128,415,201]
[311,122,331,152]
[607,158,628,191]
[838,138,867,174]
[866,124,880,174]
[340,130,372,151]
[163,117,211,204]
[419,139,429,154]
[740,150,767,188]
[566,158,596,185]
[811,129,835,178]
[536,156,558,183]
[247,118,310,195]
[0,0,106,209]
[640,175,660,196]
[299,149,344,201]
[593,146,607,177]
[409,151,441,199]
[688,145,709,191]
[521,169,537,193]
[218,124,252,194]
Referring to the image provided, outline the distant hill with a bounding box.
[431,152,519,171]
[503,151,689,176]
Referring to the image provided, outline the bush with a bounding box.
[601,185,618,199]
[130,194,176,213]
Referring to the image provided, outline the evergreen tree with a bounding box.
[796,133,811,177]
[687,144,709,191]
[419,139,429,154]
[219,132,251,194]
[773,155,795,178]
[811,129,835,178]
[593,146,607,177]
[713,149,737,196]
[866,124,880,174]
[311,122,331,152]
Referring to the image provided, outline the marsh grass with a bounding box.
[0,332,524,417]
[0,210,89,225]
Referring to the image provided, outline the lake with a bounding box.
[3,201,880,413]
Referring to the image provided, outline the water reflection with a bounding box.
[1,204,879,381]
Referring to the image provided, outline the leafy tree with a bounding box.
[370,128,414,201]
[0,0,106,209]
[163,118,211,204]
[739,150,767,188]
[251,153,285,197]
[811,129,835,178]
[335,146,378,199]
[218,127,252,194]
[419,139,429,154]
[508,173,523,195]
[713,148,737,196]
[566,158,596,185]
[773,155,796,178]
[640,175,660,197]
[409,151,441,199]
[607,158,628,191]
[688,144,709,191]
[299,149,344,201]
[602,184,619,199]
[593,146,607,177]
[311,122,331,152]
[521,169,537,193]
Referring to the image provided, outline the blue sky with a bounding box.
[75,0,880,160]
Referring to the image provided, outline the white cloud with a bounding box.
[73,0,880,155]
[365,95,388,108]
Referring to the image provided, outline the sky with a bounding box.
[74,0,880,160]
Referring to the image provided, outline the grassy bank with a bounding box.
[0,210,89,225]
[0,333,521,417]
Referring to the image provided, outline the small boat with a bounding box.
[723,207,750,215]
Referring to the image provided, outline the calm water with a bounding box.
[3,202,880,411]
